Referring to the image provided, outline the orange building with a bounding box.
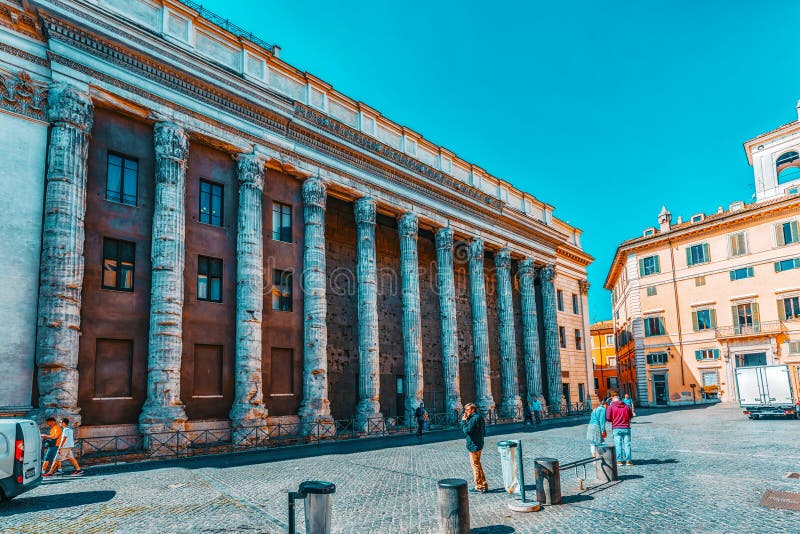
[591,321,618,400]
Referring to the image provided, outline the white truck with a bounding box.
[736,365,798,419]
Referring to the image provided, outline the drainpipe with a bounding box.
[668,237,686,386]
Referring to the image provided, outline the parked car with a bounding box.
[0,418,42,500]
[736,365,797,419]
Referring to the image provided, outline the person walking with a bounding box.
[40,417,62,476]
[460,403,488,493]
[522,400,533,425]
[606,394,634,466]
[586,398,608,456]
[623,393,637,417]
[414,402,428,436]
[530,396,543,425]
[45,419,83,477]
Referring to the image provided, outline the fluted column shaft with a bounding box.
[436,228,462,422]
[540,264,564,412]
[139,122,190,434]
[229,154,267,436]
[399,213,423,424]
[519,258,543,407]
[355,197,381,428]
[34,83,93,423]
[495,249,522,418]
[468,238,495,413]
[298,178,332,427]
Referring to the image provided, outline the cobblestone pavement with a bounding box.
[3,404,799,533]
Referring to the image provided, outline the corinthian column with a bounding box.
[518,258,543,407]
[139,122,189,435]
[494,249,522,418]
[33,83,93,423]
[540,263,564,412]
[468,238,495,413]
[435,228,462,423]
[229,154,267,439]
[298,177,332,430]
[398,213,423,425]
[354,197,381,429]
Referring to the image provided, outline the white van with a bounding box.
[0,418,42,500]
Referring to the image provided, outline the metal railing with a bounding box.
[74,402,592,467]
[715,321,784,338]
[176,0,276,52]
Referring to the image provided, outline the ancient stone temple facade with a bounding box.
[0,0,594,439]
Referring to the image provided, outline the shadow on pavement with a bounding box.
[471,526,515,533]
[617,474,644,481]
[561,494,594,504]
[0,490,115,515]
[633,459,678,465]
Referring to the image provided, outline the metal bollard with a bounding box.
[436,478,470,534]
[288,480,336,534]
[533,457,561,505]
[595,444,618,482]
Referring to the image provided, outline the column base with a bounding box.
[230,403,269,446]
[355,399,382,433]
[445,400,464,424]
[138,403,188,435]
[499,396,523,420]
[475,396,496,416]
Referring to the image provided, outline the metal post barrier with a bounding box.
[595,443,618,482]
[287,480,336,534]
[508,440,540,512]
[533,458,561,505]
[436,478,470,534]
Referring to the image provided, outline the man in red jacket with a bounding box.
[606,394,634,466]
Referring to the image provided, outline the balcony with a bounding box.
[715,321,784,339]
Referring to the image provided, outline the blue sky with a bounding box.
[202,0,800,322]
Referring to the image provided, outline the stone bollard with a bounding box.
[595,443,618,482]
[436,478,470,534]
[533,458,561,505]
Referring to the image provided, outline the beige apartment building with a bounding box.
[605,107,800,407]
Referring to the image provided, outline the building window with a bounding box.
[197,256,222,302]
[607,376,618,389]
[789,341,800,354]
[646,286,657,296]
[272,269,293,311]
[608,357,617,367]
[646,352,668,365]
[638,255,661,276]
[729,266,754,281]
[728,232,748,257]
[775,220,799,246]
[557,290,564,311]
[695,276,706,287]
[644,317,665,337]
[106,153,138,206]
[733,302,759,328]
[558,326,566,348]
[578,383,585,403]
[572,294,580,314]
[272,202,292,242]
[692,308,716,331]
[695,349,720,361]
[604,334,614,346]
[594,377,599,389]
[702,371,719,386]
[575,329,582,350]
[780,296,800,320]
[775,257,800,272]
[686,243,710,266]
[102,238,135,291]
[199,180,223,226]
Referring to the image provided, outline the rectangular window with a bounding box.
[272,202,292,242]
[102,238,135,291]
[789,341,800,355]
[775,220,799,246]
[638,255,661,276]
[199,180,224,226]
[702,371,719,386]
[780,296,800,320]
[692,308,717,331]
[270,348,295,395]
[106,153,138,206]
[197,256,223,302]
[94,339,133,398]
[729,266,754,281]
[646,286,657,296]
[607,376,618,389]
[695,348,720,361]
[608,357,617,367]
[695,276,706,287]
[557,290,564,311]
[732,302,759,328]
[575,329,582,350]
[558,326,566,348]
[728,232,748,257]
[646,352,668,365]
[272,269,293,311]
[572,293,580,314]
[578,383,585,403]
[193,344,223,397]
[686,243,710,266]
[644,317,665,337]
[604,334,614,346]
[775,257,800,272]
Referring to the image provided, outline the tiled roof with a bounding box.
[590,320,614,330]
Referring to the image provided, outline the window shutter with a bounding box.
[639,258,645,277]
[731,305,739,327]
[776,224,786,246]
[654,255,661,273]
[702,243,710,262]
[775,261,782,273]
[695,350,702,361]
[778,299,787,321]
[729,270,736,281]
[747,266,754,277]
[692,311,699,331]
[709,309,717,328]
[686,247,692,266]
[713,349,720,359]
[791,221,800,242]
[658,317,665,334]
[751,302,760,323]
[644,319,651,337]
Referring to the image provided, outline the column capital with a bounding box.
[154,122,189,163]
[518,257,535,275]
[494,248,511,269]
[354,196,376,225]
[236,153,266,190]
[46,82,93,132]
[397,212,418,238]
[302,177,327,208]
[468,238,484,261]
[579,279,590,295]
[539,263,556,282]
[435,227,454,250]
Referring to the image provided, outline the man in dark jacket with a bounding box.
[606,395,634,466]
[414,402,428,435]
[460,403,488,493]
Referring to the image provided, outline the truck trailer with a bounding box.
[735,364,798,419]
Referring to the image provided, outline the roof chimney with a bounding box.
[676,215,683,224]
[658,206,672,233]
